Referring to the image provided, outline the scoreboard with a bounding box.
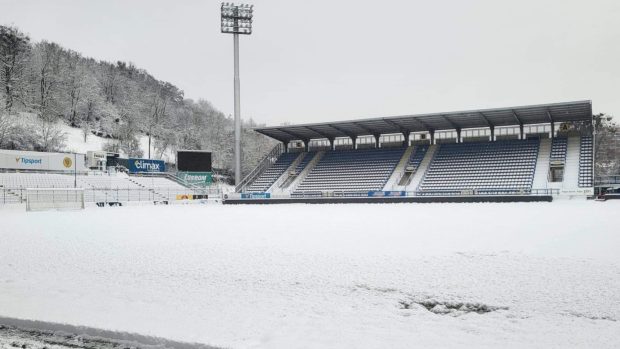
[177,150,212,172]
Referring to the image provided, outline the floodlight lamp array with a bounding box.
[221,2,254,35]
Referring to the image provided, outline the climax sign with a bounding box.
[128,158,165,173]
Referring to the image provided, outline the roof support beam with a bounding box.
[441,115,461,142]
[546,110,554,122]
[327,124,357,140]
[547,110,555,139]
[275,128,308,142]
[511,110,523,126]
[510,111,525,139]
[383,118,411,146]
[255,130,289,143]
[441,115,460,131]
[352,122,376,136]
[408,117,432,133]
[478,112,492,127]
[303,126,332,140]
[479,112,495,141]
[382,118,410,134]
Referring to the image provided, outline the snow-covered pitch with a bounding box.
[1,201,619,348]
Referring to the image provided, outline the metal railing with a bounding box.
[288,151,325,193]
[235,143,284,193]
[271,152,304,192]
[595,175,620,185]
[231,188,560,200]
[0,187,222,205]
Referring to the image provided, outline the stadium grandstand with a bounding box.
[228,100,597,203]
[0,149,221,208]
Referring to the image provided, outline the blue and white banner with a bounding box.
[0,149,85,171]
[367,191,406,197]
[241,192,271,199]
[127,158,165,173]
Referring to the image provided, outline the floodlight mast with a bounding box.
[221,2,253,186]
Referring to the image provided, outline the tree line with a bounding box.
[0,25,276,179]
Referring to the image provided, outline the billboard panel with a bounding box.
[241,192,270,199]
[127,158,165,173]
[367,191,406,197]
[178,172,212,186]
[177,150,212,172]
[175,194,210,200]
[0,149,85,171]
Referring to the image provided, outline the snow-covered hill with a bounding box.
[61,122,175,163]
[4,112,175,163]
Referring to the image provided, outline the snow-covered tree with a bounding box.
[0,26,30,112]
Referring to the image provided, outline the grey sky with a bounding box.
[2,0,619,126]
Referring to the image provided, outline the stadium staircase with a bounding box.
[562,136,581,189]
[531,138,551,189]
[270,152,315,193]
[126,177,169,201]
[383,146,415,190]
[405,144,437,191]
[287,151,325,193]
[235,143,285,193]
[245,152,301,193]
[578,136,593,187]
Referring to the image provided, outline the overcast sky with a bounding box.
[2,0,619,126]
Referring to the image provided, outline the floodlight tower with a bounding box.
[221,2,253,185]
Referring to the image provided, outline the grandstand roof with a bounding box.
[254,100,592,142]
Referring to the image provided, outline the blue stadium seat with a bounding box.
[294,147,405,194]
[406,145,428,172]
[418,139,540,195]
[550,137,568,164]
[245,152,299,192]
[294,152,315,175]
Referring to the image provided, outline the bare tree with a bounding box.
[145,81,183,158]
[594,113,619,177]
[64,50,85,126]
[0,26,30,112]
[30,41,64,120]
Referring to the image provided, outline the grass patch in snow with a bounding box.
[399,297,509,316]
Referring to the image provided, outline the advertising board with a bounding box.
[241,192,271,199]
[127,158,165,173]
[178,172,212,186]
[0,149,85,171]
[367,191,406,197]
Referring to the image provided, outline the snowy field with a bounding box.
[1,201,619,348]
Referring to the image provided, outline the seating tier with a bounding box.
[294,147,405,193]
[418,139,539,193]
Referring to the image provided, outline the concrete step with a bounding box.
[562,136,581,189]
[383,146,414,190]
[532,138,551,189]
[406,144,438,191]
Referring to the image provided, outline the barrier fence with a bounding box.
[0,187,222,205]
[595,175,620,185]
[229,188,560,200]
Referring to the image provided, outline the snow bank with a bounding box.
[62,124,174,162]
[0,201,619,348]
[61,123,108,155]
